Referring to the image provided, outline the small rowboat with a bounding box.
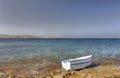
[61,55,93,70]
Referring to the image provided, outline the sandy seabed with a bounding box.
[0,57,120,78]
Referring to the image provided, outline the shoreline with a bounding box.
[0,57,119,78]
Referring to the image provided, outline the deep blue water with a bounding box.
[0,38,120,61]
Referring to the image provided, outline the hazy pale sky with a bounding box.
[0,0,120,38]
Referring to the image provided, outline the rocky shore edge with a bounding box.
[0,57,120,78]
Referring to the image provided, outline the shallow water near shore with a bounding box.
[0,38,120,61]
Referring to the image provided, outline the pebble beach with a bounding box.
[0,57,119,78]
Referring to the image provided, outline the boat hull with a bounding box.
[61,55,92,70]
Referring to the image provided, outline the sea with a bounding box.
[0,38,120,61]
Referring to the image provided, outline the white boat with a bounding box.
[61,55,93,70]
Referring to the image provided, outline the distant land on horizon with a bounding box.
[0,34,120,39]
[0,34,42,38]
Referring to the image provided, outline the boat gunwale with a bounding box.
[62,55,92,63]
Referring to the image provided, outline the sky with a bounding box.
[0,0,120,38]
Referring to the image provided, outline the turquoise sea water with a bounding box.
[0,38,120,61]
